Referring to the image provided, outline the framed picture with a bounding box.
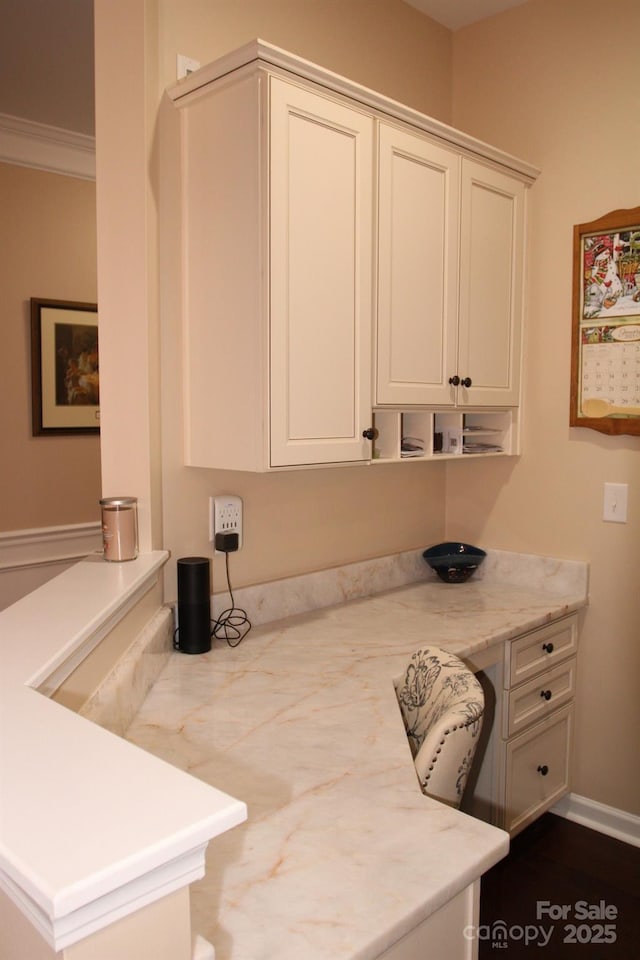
[570,207,640,436]
[30,298,100,436]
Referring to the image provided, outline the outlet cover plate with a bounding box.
[211,495,243,552]
[603,482,628,523]
[177,54,201,79]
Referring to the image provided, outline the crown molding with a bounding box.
[0,112,95,180]
[169,39,540,182]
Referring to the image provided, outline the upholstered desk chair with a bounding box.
[394,646,485,808]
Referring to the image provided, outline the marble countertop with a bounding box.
[126,563,588,960]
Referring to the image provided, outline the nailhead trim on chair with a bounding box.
[394,645,485,805]
[423,717,479,788]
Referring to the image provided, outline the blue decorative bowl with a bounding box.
[422,542,486,583]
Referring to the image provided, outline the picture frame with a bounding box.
[570,207,640,436]
[30,298,100,436]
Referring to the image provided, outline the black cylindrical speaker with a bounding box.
[176,557,211,654]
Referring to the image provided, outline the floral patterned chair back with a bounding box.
[394,646,484,808]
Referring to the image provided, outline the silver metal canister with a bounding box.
[100,497,138,562]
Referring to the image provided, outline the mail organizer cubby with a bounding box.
[371,409,518,462]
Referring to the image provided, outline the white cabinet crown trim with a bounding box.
[168,39,540,183]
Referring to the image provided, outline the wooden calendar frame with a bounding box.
[570,206,640,436]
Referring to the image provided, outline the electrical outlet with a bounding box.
[176,54,201,79]
[211,495,243,552]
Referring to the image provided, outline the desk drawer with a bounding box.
[506,615,578,687]
[503,657,576,738]
[504,704,573,836]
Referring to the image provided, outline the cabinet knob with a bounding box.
[448,375,461,386]
[542,642,554,653]
[540,689,552,701]
[461,377,473,388]
[537,764,549,776]
[362,427,378,441]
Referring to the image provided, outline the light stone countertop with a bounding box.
[126,559,588,960]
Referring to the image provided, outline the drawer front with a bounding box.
[504,657,577,738]
[504,704,573,836]
[506,615,578,687]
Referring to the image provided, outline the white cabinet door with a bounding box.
[269,78,374,466]
[457,160,525,407]
[376,123,460,406]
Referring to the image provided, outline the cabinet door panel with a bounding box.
[458,160,525,406]
[270,79,373,466]
[377,124,459,406]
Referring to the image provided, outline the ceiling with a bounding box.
[0,0,95,135]
[0,0,527,137]
[405,0,528,30]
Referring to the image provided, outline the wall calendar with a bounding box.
[570,206,640,436]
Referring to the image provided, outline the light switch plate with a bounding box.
[603,482,628,523]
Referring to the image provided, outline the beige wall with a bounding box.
[158,0,452,120]
[450,0,640,814]
[0,162,100,531]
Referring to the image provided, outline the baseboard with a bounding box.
[552,793,640,847]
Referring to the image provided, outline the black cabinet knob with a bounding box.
[362,427,378,441]
[542,642,554,653]
[461,377,472,388]
[540,689,552,701]
[537,764,549,776]
[448,375,461,386]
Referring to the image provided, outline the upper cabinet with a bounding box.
[168,41,538,471]
[376,126,525,409]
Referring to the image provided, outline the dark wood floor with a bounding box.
[479,813,640,958]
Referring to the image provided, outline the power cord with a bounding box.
[211,533,251,647]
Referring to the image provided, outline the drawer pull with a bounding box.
[540,689,552,701]
[542,642,554,653]
[537,764,549,776]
